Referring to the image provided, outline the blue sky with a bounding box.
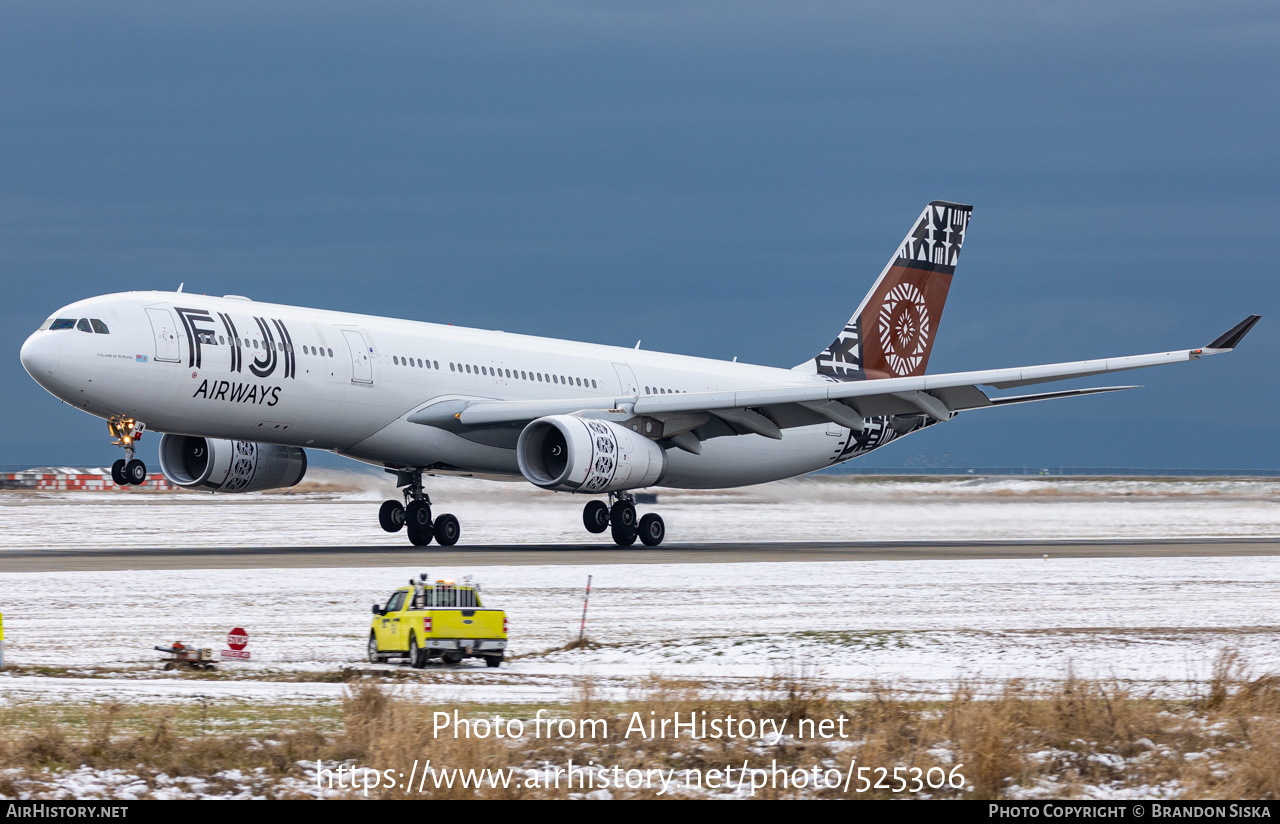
[3,1,1277,469]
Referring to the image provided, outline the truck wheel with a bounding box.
[367,634,381,664]
[486,653,503,668]
[409,634,425,669]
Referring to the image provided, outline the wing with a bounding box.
[410,315,1260,451]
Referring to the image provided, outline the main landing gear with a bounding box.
[107,416,147,487]
[584,492,665,547]
[379,469,461,547]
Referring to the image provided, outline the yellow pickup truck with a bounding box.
[369,575,508,668]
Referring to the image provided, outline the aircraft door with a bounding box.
[146,308,181,363]
[612,363,639,396]
[342,329,373,383]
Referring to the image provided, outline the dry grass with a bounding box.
[3,653,1280,799]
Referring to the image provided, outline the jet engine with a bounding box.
[517,415,666,493]
[158,434,307,493]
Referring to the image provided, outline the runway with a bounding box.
[3,537,1279,572]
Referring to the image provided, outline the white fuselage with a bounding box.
[20,291,907,489]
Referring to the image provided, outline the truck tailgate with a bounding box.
[428,608,504,639]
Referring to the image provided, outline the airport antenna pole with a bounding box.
[579,576,592,642]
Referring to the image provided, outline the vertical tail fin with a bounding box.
[805,200,972,380]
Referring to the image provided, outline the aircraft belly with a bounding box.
[658,426,839,489]
[341,418,522,476]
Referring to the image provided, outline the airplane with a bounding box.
[19,201,1260,548]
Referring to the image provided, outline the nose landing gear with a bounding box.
[108,417,147,486]
[584,492,665,547]
[379,468,461,547]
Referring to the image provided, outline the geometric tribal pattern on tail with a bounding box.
[814,201,972,381]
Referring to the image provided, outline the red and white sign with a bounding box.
[221,627,251,660]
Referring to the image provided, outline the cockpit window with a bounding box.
[90,319,109,334]
[76,318,92,333]
[46,318,76,331]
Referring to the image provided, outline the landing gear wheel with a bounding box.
[583,500,609,534]
[125,459,147,485]
[486,653,503,668]
[406,499,432,530]
[111,459,128,486]
[407,521,434,546]
[406,500,434,546]
[367,634,380,664]
[409,635,425,669]
[638,513,665,547]
[442,650,463,665]
[610,501,637,546]
[434,514,460,546]
[379,500,405,533]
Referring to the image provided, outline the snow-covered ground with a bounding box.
[1,473,1278,547]
[1,476,1276,704]
[3,555,1279,702]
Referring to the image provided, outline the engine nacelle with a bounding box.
[517,415,666,493]
[158,434,307,493]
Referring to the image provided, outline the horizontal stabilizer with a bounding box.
[1204,314,1261,351]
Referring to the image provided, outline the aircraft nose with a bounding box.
[20,331,61,380]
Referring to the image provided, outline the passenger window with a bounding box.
[90,319,110,334]
[76,318,92,333]
[591,379,597,389]
[385,591,407,613]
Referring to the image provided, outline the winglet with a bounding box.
[1204,314,1261,352]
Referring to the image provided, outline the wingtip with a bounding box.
[1205,314,1261,351]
